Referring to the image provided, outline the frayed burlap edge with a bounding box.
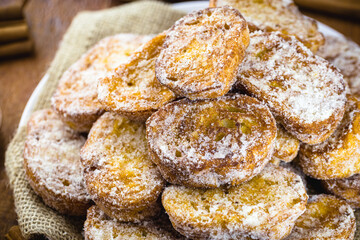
[5,1,185,239]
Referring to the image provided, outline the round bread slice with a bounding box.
[322,174,360,209]
[298,95,360,180]
[146,94,277,188]
[209,0,324,52]
[162,164,308,240]
[84,205,185,240]
[317,34,360,95]
[156,6,249,100]
[269,124,299,165]
[284,194,356,240]
[98,33,176,122]
[24,109,91,216]
[235,31,346,144]
[52,34,151,132]
[81,112,165,222]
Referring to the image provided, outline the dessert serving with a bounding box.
[22,0,360,239]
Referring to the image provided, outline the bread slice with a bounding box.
[210,0,324,52]
[24,109,91,215]
[98,34,175,122]
[84,206,185,240]
[81,112,165,222]
[235,31,346,144]
[146,94,276,188]
[285,195,355,240]
[52,34,151,132]
[155,6,249,100]
[162,164,308,239]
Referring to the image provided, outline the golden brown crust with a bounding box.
[210,0,324,52]
[146,94,277,188]
[235,31,346,144]
[162,164,308,240]
[272,124,299,163]
[284,194,356,240]
[298,95,360,180]
[52,34,150,132]
[322,174,360,209]
[24,109,92,216]
[155,6,249,100]
[98,34,175,122]
[84,206,185,240]
[81,112,165,222]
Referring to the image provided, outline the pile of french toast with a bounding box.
[23,0,360,239]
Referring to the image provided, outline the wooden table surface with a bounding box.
[0,0,359,239]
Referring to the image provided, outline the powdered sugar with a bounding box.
[84,206,184,240]
[285,194,355,239]
[317,34,360,95]
[24,109,90,203]
[52,34,151,130]
[97,34,175,117]
[146,94,277,188]
[156,6,249,99]
[213,0,324,52]
[162,164,308,240]
[80,112,165,212]
[323,174,360,208]
[299,95,360,179]
[236,31,346,144]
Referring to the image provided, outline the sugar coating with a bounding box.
[323,174,360,209]
[52,34,151,131]
[84,206,185,240]
[80,112,165,221]
[162,164,308,240]
[236,31,346,144]
[284,194,356,239]
[146,94,277,188]
[156,6,249,99]
[317,34,360,95]
[98,34,175,120]
[211,0,324,52]
[298,95,360,180]
[24,109,90,214]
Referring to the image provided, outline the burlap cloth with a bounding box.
[4,1,360,239]
[5,1,185,239]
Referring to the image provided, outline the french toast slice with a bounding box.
[323,174,360,209]
[156,6,249,100]
[81,112,165,222]
[98,34,175,122]
[235,31,346,144]
[146,94,277,188]
[52,34,151,131]
[162,164,308,240]
[298,95,360,180]
[24,109,91,216]
[317,35,360,95]
[285,194,355,240]
[84,206,185,240]
[210,0,324,52]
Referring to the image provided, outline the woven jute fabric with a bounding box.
[5,1,360,239]
[5,1,185,239]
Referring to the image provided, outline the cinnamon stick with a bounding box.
[0,19,24,28]
[0,22,28,43]
[0,39,32,58]
[0,0,24,21]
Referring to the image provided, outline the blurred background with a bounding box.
[0,0,359,239]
